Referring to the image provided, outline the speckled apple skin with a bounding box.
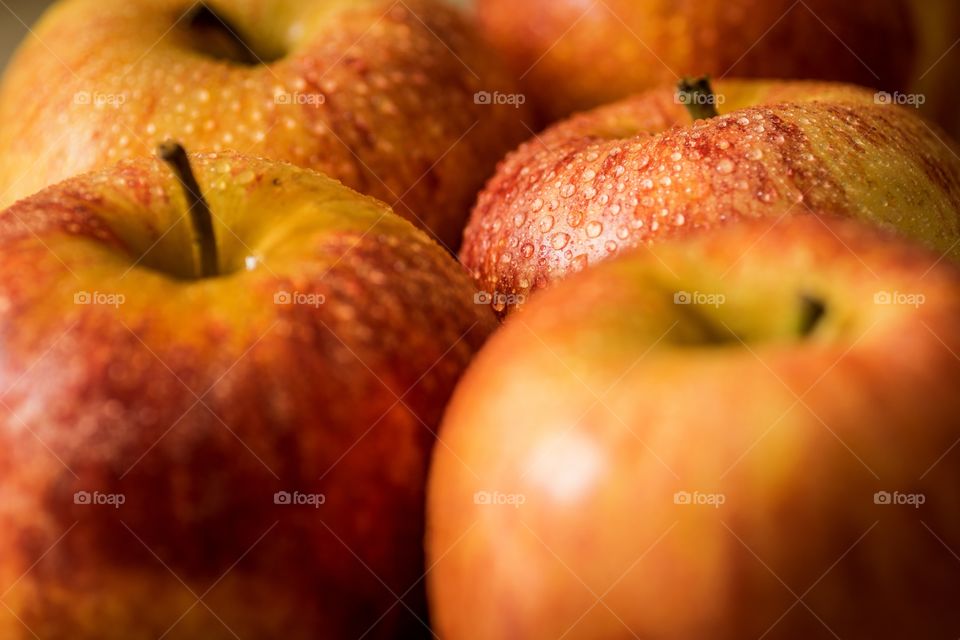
[0,0,533,249]
[475,0,921,122]
[431,215,960,639]
[462,80,960,315]
[0,153,497,639]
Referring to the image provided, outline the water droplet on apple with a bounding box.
[567,211,584,227]
[586,220,603,237]
[551,233,570,250]
[605,240,618,253]
[539,215,555,233]
[582,169,596,181]
[716,159,734,174]
[640,178,654,190]
[514,212,526,227]
[531,198,544,212]
[520,243,535,258]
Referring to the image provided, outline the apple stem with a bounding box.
[158,142,219,279]
[678,76,719,121]
[799,295,827,337]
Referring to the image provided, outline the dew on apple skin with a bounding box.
[520,243,535,258]
[582,169,596,181]
[617,226,630,240]
[640,178,654,190]
[716,140,730,150]
[551,232,570,250]
[567,211,584,228]
[500,252,512,264]
[604,240,618,253]
[747,148,763,160]
[513,212,526,227]
[531,198,544,212]
[609,204,621,215]
[586,220,603,238]
[561,184,576,198]
[716,159,735,174]
[540,216,555,233]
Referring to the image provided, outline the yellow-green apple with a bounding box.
[462,79,960,315]
[475,0,959,132]
[0,0,533,248]
[429,215,960,639]
[0,147,497,639]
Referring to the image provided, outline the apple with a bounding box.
[462,78,960,315]
[0,147,497,639]
[429,215,960,639]
[0,0,533,248]
[475,0,958,132]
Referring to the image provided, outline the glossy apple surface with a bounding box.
[462,79,960,315]
[475,0,958,132]
[0,0,532,248]
[430,215,960,639]
[0,152,497,639]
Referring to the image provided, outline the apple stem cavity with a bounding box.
[678,76,719,121]
[799,294,827,338]
[158,142,219,279]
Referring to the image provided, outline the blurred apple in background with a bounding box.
[475,0,960,135]
[0,149,496,638]
[0,0,532,248]
[430,215,960,639]
[462,79,960,315]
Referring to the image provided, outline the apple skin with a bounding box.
[474,0,957,132]
[0,152,497,639]
[0,0,533,249]
[430,215,960,639]
[462,79,960,315]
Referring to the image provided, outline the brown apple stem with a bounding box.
[799,294,827,337]
[678,76,719,121]
[158,142,219,279]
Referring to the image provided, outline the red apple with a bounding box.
[0,0,533,248]
[430,215,960,639]
[462,79,960,315]
[0,148,496,638]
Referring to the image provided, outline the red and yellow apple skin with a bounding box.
[474,0,957,133]
[430,216,960,639]
[462,80,960,315]
[0,0,532,249]
[0,153,497,639]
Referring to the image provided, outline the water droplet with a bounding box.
[540,215,555,232]
[583,169,596,181]
[747,148,763,160]
[561,184,576,197]
[737,116,750,126]
[520,243,535,258]
[572,254,589,270]
[674,213,686,225]
[500,252,512,264]
[617,226,630,240]
[568,211,584,227]
[716,140,730,150]
[716,159,735,174]
[586,220,603,237]
[585,151,599,161]
[583,187,597,199]
[531,198,544,212]
[640,178,654,190]
[605,240,618,253]
[660,176,672,187]
[514,212,526,227]
[609,204,621,215]
[551,232,571,250]
[670,151,682,162]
